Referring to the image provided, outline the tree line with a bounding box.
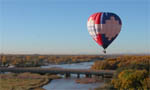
[92,55,150,90]
[0,55,104,67]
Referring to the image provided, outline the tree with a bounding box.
[1,56,7,66]
[111,69,149,90]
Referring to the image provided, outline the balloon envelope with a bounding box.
[87,12,122,49]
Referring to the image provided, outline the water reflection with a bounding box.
[41,62,94,69]
[42,62,103,90]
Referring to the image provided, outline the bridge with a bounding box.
[0,67,115,78]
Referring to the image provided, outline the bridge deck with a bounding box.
[0,67,115,76]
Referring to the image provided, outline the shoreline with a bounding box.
[0,73,61,90]
[42,59,103,66]
[32,79,52,90]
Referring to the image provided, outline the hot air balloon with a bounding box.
[87,12,122,53]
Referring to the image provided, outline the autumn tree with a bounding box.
[111,69,149,90]
[1,56,8,66]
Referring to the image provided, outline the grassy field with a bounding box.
[0,73,61,90]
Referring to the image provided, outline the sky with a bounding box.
[0,0,150,54]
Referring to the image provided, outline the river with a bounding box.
[41,62,104,90]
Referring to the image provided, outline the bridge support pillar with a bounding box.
[89,74,92,78]
[77,74,80,78]
[95,74,102,78]
[102,75,104,78]
[85,74,92,78]
[65,73,70,78]
[85,74,89,78]
[104,75,112,78]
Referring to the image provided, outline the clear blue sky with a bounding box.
[0,0,150,54]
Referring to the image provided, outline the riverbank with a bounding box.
[0,55,105,67]
[0,73,61,90]
[76,77,104,84]
[92,55,150,89]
